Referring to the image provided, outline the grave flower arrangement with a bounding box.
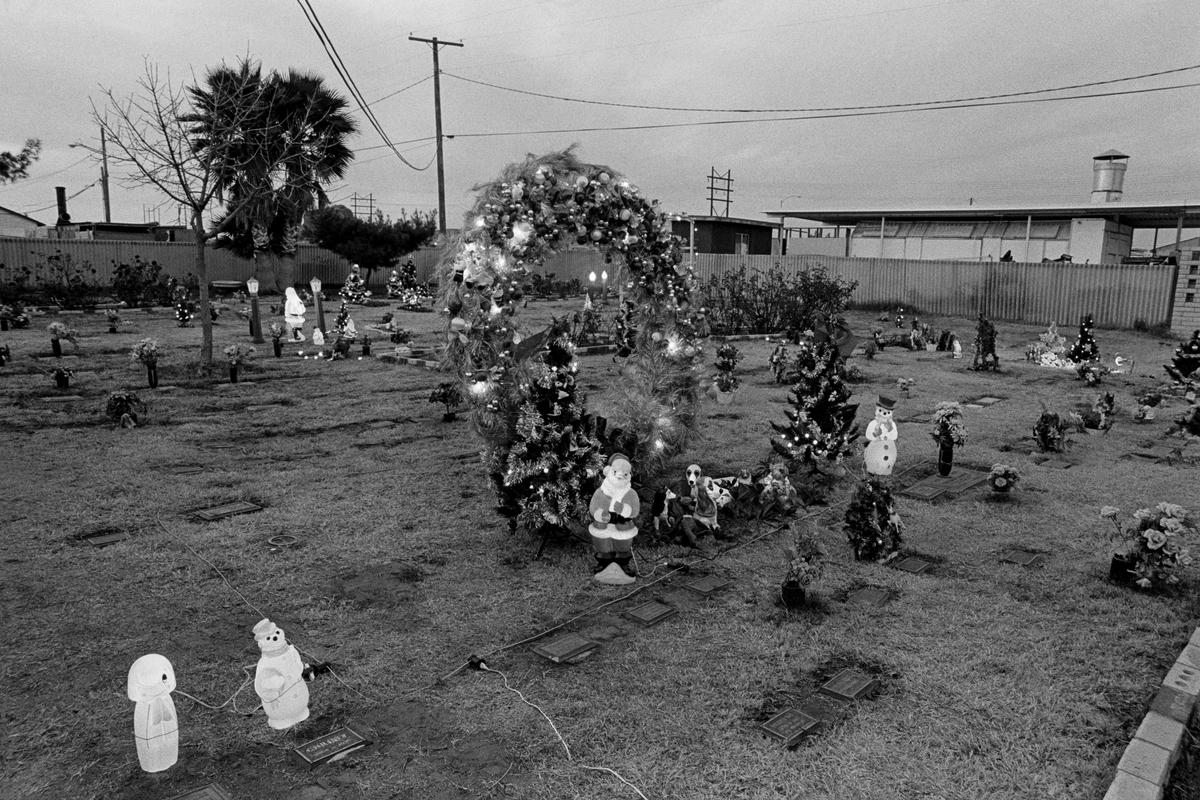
[105,390,145,428]
[223,343,254,366]
[1102,503,1196,590]
[782,527,825,607]
[1033,409,1071,453]
[843,478,903,562]
[51,365,74,388]
[896,377,915,398]
[105,308,121,333]
[713,343,742,395]
[47,321,77,357]
[1,302,30,329]
[131,338,160,388]
[1135,391,1163,422]
[1076,360,1110,386]
[987,463,1020,493]
[1079,392,1115,431]
[930,401,967,475]
[268,322,284,357]
[430,381,464,422]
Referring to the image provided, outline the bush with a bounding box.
[698,264,856,336]
[3,251,101,308]
[112,256,168,307]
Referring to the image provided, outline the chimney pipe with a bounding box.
[1091,150,1129,203]
[55,186,71,226]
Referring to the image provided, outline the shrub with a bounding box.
[698,264,856,336]
[111,256,167,307]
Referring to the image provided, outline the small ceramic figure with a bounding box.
[588,453,640,585]
[863,395,898,477]
[677,463,721,547]
[284,287,306,342]
[253,618,310,730]
[127,653,178,773]
[312,328,326,347]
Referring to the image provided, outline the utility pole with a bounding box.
[99,128,111,223]
[409,34,463,235]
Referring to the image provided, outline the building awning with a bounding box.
[766,202,1200,228]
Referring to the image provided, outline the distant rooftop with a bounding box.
[767,201,1200,228]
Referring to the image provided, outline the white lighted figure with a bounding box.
[864,395,898,476]
[127,654,178,773]
[284,287,306,342]
[588,453,640,585]
[311,328,326,346]
[253,618,310,730]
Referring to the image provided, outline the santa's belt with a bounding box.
[606,513,631,525]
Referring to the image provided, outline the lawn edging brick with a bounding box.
[1103,624,1200,800]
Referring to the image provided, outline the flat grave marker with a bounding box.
[1000,550,1045,568]
[192,501,263,521]
[624,600,677,626]
[974,396,1004,405]
[846,586,893,607]
[40,395,84,403]
[1037,456,1075,470]
[79,529,132,547]
[166,785,235,800]
[899,483,945,501]
[169,465,207,476]
[893,556,932,575]
[531,633,598,664]
[759,707,821,747]
[963,403,984,410]
[818,669,880,702]
[293,726,370,765]
[681,575,730,596]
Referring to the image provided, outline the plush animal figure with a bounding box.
[650,486,678,534]
[863,395,898,477]
[588,453,640,584]
[757,461,799,517]
[127,653,178,773]
[677,463,721,547]
[253,618,310,730]
[284,287,306,342]
[705,476,732,509]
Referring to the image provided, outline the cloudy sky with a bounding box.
[2,0,1197,244]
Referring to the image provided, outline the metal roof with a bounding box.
[766,201,1200,228]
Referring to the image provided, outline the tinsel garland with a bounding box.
[437,148,702,494]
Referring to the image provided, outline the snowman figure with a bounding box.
[253,618,310,730]
[284,287,306,342]
[127,653,178,773]
[863,395,898,477]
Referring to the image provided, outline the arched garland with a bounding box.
[437,149,704,531]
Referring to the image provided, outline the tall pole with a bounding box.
[410,35,463,235]
[99,127,111,223]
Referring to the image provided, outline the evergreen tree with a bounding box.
[484,318,605,533]
[843,478,903,561]
[770,338,859,470]
[1067,313,1100,363]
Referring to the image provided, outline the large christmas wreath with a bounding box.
[437,148,704,531]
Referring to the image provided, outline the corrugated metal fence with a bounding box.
[1,237,1176,327]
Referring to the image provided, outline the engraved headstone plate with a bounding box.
[759,707,820,746]
[1039,456,1074,470]
[192,501,263,521]
[963,403,984,410]
[166,785,235,800]
[169,465,206,475]
[819,669,880,702]
[1000,550,1044,567]
[41,395,85,402]
[893,556,931,575]
[682,575,729,596]
[293,726,370,765]
[625,600,677,626]
[846,587,892,607]
[82,530,131,547]
[531,633,597,664]
[974,396,1004,405]
[900,483,945,501]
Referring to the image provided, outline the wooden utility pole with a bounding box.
[409,34,463,235]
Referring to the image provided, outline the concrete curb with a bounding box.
[1103,625,1200,799]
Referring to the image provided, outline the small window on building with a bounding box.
[1187,293,1196,303]
[734,232,749,256]
[1190,265,1199,275]
[1189,279,1198,289]
[1191,250,1200,260]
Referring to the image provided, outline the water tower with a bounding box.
[1091,149,1128,203]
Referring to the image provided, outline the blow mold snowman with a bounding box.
[127,653,178,772]
[863,395,898,477]
[252,618,310,730]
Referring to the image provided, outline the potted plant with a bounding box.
[105,390,145,428]
[987,463,1020,493]
[1101,504,1196,590]
[223,343,255,383]
[105,308,121,333]
[131,338,160,388]
[268,322,284,358]
[47,322,77,358]
[430,382,464,422]
[781,527,824,608]
[930,401,967,476]
[51,366,74,389]
[1134,391,1162,422]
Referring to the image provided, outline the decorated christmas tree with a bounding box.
[1067,313,1100,363]
[844,478,903,561]
[483,318,606,533]
[770,338,859,471]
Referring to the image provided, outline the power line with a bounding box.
[443,81,1200,139]
[443,62,1200,114]
[23,180,97,213]
[293,0,433,171]
[371,74,433,105]
[0,155,93,190]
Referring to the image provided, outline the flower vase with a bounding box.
[51,338,62,358]
[1109,553,1136,585]
[146,363,158,389]
[937,439,954,476]
[55,373,70,389]
[108,324,118,334]
[442,411,457,422]
[272,339,282,358]
[229,365,239,384]
[715,389,734,406]
[362,339,371,357]
[780,580,806,609]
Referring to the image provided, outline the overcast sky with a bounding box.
[2,0,1197,245]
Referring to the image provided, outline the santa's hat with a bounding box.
[607,452,631,468]
[876,395,896,410]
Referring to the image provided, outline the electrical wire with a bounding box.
[443,62,1200,114]
[372,74,433,105]
[443,80,1200,139]
[0,155,93,189]
[293,0,433,171]
[23,180,97,213]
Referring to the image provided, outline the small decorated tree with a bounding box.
[339,264,371,304]
[844,478,904,562]
[770,338,859,473]
[970,313,998,371]
[1067,313,1100,364]
[712,343,742,400]
[930,401,967,476]
[768,343,789,383]
[173,286,195,328]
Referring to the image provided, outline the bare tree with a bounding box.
[92,61,271,369]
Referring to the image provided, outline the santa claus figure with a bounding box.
[284,287,306,342]
[863,395,898,477]
[588,453,640,585]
